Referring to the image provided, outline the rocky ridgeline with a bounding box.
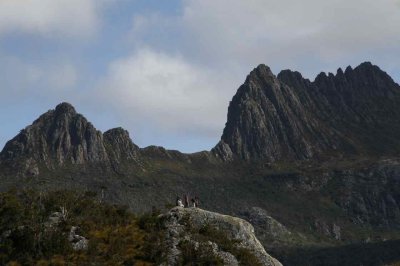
[2,62,400,172]
[159,206,282,266]
[0,102,139,175]
[103,127,139,163]
[213,62,400,161]
[0,102,215,176]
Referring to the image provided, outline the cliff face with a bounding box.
[213,64,337,161]
[0,103,139,175]
[327,160,400,228]
[103,127,139,163]
[3,62,399,167]
[1,103,108,168]
[214,62,400,161]
[0,102,207,177]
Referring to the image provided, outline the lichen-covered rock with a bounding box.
[68,226,88,251]
[159,207,282,266]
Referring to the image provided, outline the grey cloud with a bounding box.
[0,54,79,105]
[0,0,105,38]
[95,48,235,137]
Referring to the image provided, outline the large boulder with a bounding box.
[159,207,282,266]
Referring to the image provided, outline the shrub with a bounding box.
[0,189,162,265]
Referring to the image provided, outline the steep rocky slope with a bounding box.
[0,103,142,176]
[3,62,399,169]
[213,62,400,161]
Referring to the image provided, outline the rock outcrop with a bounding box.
[159,207,282,266]
[241,207,293,246]
[140,145,191,162]
[0,103,212,174]
[68,226,89,251]
[327,160,400,228]
[103,127,139,163]
[1,103,108,169]
[213,62,400,161]
[0,103,143,174]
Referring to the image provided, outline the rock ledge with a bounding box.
[159,207,282,266]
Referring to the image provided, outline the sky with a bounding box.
[1,0,400,153]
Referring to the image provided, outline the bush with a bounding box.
[191,224,263,266]
[179,239,224,265]
[0,189,163,265]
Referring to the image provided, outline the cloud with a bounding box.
[0,0,104,38]
[0,54,78,104]
[180,0,400,76]
[96,48,234,140]
[94,0,400,150]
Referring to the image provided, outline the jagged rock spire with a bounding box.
[1,103,140,175]
[214,62,400,161]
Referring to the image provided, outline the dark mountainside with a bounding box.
[2,62,400,265]
[213,62,400,161]
[0,103,138,169]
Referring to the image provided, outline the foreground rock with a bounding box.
[241,207,294,246]
[68,226,89,251]
[159,207,282,266]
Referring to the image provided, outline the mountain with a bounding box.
[213,62,400,161]
[0,102,140,176]
[1,62,400,265]
[3,62,399,169]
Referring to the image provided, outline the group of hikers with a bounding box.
[176,194,199,208]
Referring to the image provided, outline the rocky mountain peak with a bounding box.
[277,69,309,90]
[214,62,324,161]
[251,64,275,77]
[277,69,304,82]
[0,103,143,175]
[245,64,277,87]
[103,127,139,162]
[214,62,400,161]
[104,127,130,138]
[350,62,398,91]
[54,102,76,116]
[1,103,108,171]
[336,67,344,76]
[313,62,399,98]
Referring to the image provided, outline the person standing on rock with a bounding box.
[176,196,184,207]
[191,198,196,208]
[183,194,190,208]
